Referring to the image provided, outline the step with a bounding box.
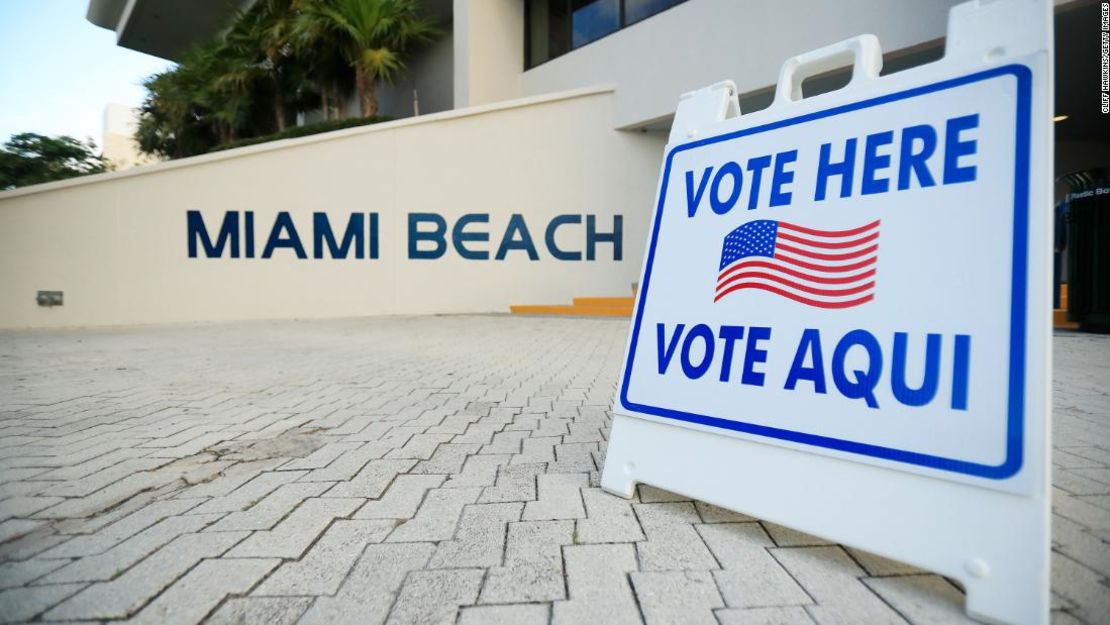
[1054,308,1079,329]
[572,297,635,307]
[510,304,633,317]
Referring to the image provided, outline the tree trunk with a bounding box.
[328,83,340,119]
[274,88,287,132]
[320,88,331,121]
[356,66,378,117]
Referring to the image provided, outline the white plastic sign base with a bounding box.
[602,1,1052,623]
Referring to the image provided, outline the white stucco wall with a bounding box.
[0,88,665,329]
[521,0,963,128]
[453,0,524,107]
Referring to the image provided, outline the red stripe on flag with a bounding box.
[772,252,877,274]
[717,260,876,286]
[777,220,880,238]
[776,230,879,249]
[715,272,875,298]
[713,282,875,308]
[774,242,879,262]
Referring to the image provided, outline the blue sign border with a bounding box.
[620,64,1031,480]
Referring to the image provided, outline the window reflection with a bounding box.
[624,0,686,25]
[526,0,689,68]
[572,0,620,48]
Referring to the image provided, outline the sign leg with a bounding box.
[600,414,639,498]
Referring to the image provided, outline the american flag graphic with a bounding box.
[716,219,879,308]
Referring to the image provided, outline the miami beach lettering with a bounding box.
[186,211,622,261]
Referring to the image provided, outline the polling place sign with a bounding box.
[601,1,1052,623]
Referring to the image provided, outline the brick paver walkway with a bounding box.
[0,316,1106,624]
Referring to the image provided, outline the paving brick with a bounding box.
[763,522,835,547]
[325,458,418,498]
[429,502,521,568]
[0,524,66,560]
[771,546,908,625]
[512,436,559,465]
[576,487,645,543]
[355,474,446,519]
[479,463,544,503]
[0,519,43,544]
[43,530,248,620]
[1051,610,1087,625]
[0,496,66,522]
[695,501,756,523]
[40,512,223,583]
[2,315,1108,625]
[38,498,201,559]
[188,469,307,514]
[388,487,481,542]
[449,423,501,446]
[634,502,717,571]
[638,485,691,503]
[1051,514,1110,577]
[632,570,723,625]
[411,442,481,474]
[386,568,484,625]
[522,473,587,521]
[445,454,510,488]
[252,518,394,595]
[482,430,528,455]
[280,442,364,471]
[697,523,811,608]
[31,471,172,520]
[209,482,330,531]
[550,442,598,473]
[458,604,550,625]
[36,457,168,499]
[299,542,436,625]
[0,582,84,623]
[481,519,573,603]
[385,433,455,460]
[1053,487,1110,530]
[554,543,641,625]
[846,547,926,577]
[128,557,279,625]
[715,606,817,625]
[863,575,975,624]
[226,497,363,559]
[299,443,388,482]
[1050,552,1110,625]
[0,558,67,589]
[206,596,314,625]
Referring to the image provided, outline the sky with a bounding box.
[0,0,174,149]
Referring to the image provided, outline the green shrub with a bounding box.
[209,115,392,153]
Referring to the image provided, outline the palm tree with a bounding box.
[295,0,439,117]
[136,39,265,157]
[291,11,353,120]
[227,0,300,131]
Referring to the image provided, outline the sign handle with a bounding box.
[773,34,883,105]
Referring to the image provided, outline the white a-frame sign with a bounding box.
[601,0,1053,623]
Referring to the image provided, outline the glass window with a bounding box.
[623,0,686,25]
[525,0,688,69]
[571,0,620,48]
[526,0,571,68]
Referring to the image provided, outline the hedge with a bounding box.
[209,115,393,153]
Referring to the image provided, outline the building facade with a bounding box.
[0,0,1102,329]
